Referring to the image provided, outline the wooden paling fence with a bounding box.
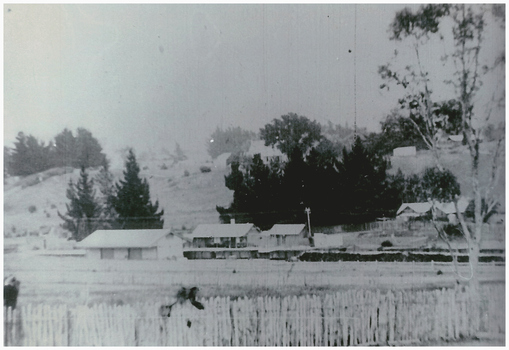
[4,285,504,346]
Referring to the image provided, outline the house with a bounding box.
[246,140,286,163]
[434,197,470,224]
[396,198,470,223]
[396,203,432,220]
[393,146,417,157]
[77,229,184,260]
[249,224,309,248]
[189,223,259,249]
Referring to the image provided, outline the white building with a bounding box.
[393,146,417,157]
[78,229,184,260]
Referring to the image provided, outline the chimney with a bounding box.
[231,218,236,224]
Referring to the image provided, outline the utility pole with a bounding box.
[305,207,312,237]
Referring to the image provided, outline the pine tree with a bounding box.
[58,166,102,241]
[110,149,164,229]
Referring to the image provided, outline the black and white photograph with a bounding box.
[3,3,505,346]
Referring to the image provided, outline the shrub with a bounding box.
[50,204,57,209]
[160,163,168,170]
[184,170,190,177]
[200,166,212,173]
[443,224,462,237]
[28,205,37,213]
[381,240,393,247]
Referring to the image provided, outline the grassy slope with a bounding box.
[4,155,233,236]
[389,141,505,208]
[3,142,504,237]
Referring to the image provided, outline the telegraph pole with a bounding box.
[305,207,312,237]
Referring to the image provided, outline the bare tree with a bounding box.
[380,4,505,303]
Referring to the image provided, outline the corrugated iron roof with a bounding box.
[265,224,306,236]
[191,224,255,238]
[78,229,180,248]
[396,203,432,215]
[397,198,470,216]
[435,197,469,215]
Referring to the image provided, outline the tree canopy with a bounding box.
[110,149,164,229]
[58,167,103,241]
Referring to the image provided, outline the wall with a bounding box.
[156,235,184,260]
[142,247,158,260]
[114,248,129,260]
[86,249,101,259]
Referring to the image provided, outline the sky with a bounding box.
[4,4,505,164]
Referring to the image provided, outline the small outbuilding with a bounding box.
[393,146,417,157]
[78,229,184,260]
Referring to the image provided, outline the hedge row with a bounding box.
[299,251,505,263]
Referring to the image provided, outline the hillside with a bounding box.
[4,142,504,238]
[4,152,233,237]
[389,141,505,209]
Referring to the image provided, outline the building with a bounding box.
[189,223,259,249]
[434,197,470,224]
[396,203,432,220]
[249,224,309,248]
[184,223,260,259]
[77,229,184,260]
[393,146,417,157]
[396,198,470,223]
[246,140,286,163]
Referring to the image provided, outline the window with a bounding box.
[101,248,114,259]
[128,248,142,260]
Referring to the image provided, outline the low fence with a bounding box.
[4,285,504,346]
[336,221,504,237]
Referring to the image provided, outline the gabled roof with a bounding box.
[78,230,180,249]
[191,224,255,238]
[434,197,469,215]
[265,224,306,236]
[397,203,432,216]
[397,198,470,216]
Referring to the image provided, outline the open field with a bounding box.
[4,251,504,306]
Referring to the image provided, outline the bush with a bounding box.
[381,240,393,247]
[28,205,37,213]
[183,170,190,177]
[443,224,462,237]
[160,163,168,170]
[200,166,212,173]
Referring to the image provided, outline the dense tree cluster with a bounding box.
[217,114,400,229]
[6,128,107,176]
[59,149,164,240]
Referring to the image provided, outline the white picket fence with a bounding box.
[4,285,504,346]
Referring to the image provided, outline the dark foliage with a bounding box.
[9,132,51,176]
[58,167,103,241]
[260,113,323,158]
[4,277,20,309]
[7,128,107,177]
[219,122,399,227]
[381,240,393,247]
[110,149,164,230]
